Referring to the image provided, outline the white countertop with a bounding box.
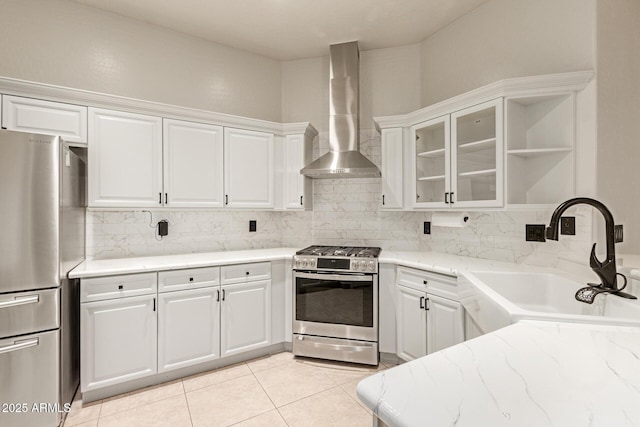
[357,320,640,427]
[379,251,548,277]
[71,248,559,279]
[69,247,299,278]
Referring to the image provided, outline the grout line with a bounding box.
[182,380,195,427]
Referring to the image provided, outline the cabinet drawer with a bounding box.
[220,262,271,285]
[0,289,59,337]
[158,266,220,293]
[397,266,458,299]
[81,273,157,302]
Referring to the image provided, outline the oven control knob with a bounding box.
[352,260,360,271]
[367,261,375,271]
[302,259,309,268]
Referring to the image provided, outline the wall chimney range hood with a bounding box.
[301,41,381,179]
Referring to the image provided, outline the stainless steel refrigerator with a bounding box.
[0,130,86,427]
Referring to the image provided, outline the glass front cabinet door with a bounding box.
[411,98,503,209]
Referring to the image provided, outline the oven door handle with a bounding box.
[294,272,373,282]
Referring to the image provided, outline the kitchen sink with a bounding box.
[459,271,640,333]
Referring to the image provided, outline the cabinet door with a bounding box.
[284,134,311,210]
[88,108,162,207]
[2,95,88,144]
[220,280,271,357]
[158,287,220,373]
[80,295,157,392]
[224,128,274,208]
[450,98,503,207]
[396,285,427,361]
[381,128,404,209]
[426,293,464,354]
[411,115,451,208]
[163,119,224,208]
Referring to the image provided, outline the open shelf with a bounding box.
[507,147,572,158]
[458,168,496,178]
[458,137,496,153]
[506,93,575,205]
[417,148,445,158]
[418,174,446,182]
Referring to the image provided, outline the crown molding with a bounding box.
[0,76,314,136]
[374,70,594,130]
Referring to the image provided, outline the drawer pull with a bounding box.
[0,295,39,309]
[189,277,194,282]
[423,280,428,285]
[118,285,124,290]
[246,272,250,276]
[0,338,39,355]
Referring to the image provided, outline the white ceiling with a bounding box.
[70,0,490,60]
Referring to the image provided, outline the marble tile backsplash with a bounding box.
[87,129,595,268]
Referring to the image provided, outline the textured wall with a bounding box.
[420,0,595,105]
[0,0,282,121]
[595,0,640,254]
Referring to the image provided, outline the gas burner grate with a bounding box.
[296,245,381,258]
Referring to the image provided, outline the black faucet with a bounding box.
[546,197,636,303]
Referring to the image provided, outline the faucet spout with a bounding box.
[546,197,636,303]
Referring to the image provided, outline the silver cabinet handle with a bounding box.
[0,295,39,309]
[0,338,39,355]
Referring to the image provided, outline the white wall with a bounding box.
[0,0,282,121]
[596,0,640,254]
[420,0,596,105]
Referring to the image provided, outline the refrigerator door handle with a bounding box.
[0,295,39,309]
[0,338,39,355]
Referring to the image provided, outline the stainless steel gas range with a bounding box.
[292,245,381,365]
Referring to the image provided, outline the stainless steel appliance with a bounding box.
[0,131,85,427]
[292,245,381,365]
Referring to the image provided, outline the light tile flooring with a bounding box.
[63,352,396,427]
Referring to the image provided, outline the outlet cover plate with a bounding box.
[526,224,546,242]
[561,216,576,235]
[423,221,431,234]
[249,220,257,232]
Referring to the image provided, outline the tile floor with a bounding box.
[63,352,396,427]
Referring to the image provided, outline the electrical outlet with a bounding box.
[560,216,575,235]
[158,220,169,236]
[249,220,257,232]
[615,224,623,243]
[525,224,546,242]
[423,221,431,234]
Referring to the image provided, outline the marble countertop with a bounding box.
[357,320,640,427]
[69,247,299,278]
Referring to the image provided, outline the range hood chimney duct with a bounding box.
[301,41,381,179]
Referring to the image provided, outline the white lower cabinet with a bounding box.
[220,280,271,357]
[81,294,157,392]
[158,287,220,373]
[396,285,427,361]
[395,267,465,362]
[426,294,464,354]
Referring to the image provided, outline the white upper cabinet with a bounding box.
[89,108,162,208]
[2,95,87,144]
[163,119,224,208]
[450,99,503,208]
[411,115,451,208]
[505,93,576,207]
[224,128,274,208]
[375,71,592,211]
[411,99,503,209]
[283,134,313,210]
[381,128,404,209]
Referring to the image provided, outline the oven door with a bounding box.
[293,271,377,342]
